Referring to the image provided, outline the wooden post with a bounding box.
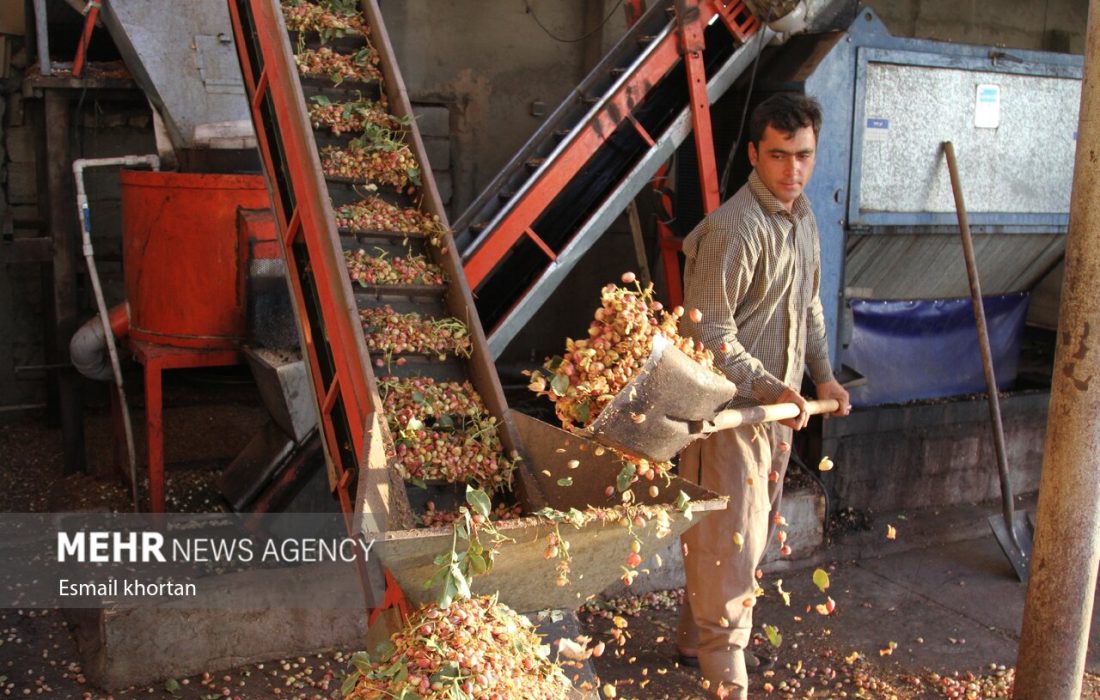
[42,90,86,474]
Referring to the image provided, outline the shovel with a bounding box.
[587,334,839,463]
[944,141,1033,582]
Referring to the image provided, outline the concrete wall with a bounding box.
[0,39,155,413]
[821,391,1049,512]
[865,0,1088,53]
[378,0,626,216]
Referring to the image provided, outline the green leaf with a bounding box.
[763,624,783,648]
[575,401,590,423]
[380,660,405,678]
[437,414,455,429]
[164,678,181,694]
[466,486,492,518]
[450,564,471,598]
[550,374,570,397]
[439,576,456,608]
[425,565,449,590]
[374,640,395,659]
[341,672,361,697]
[351,650,373,671]
[567,508,586,528]
[310,94,332,106]
[813,568,831,593]
[617,463,637,493]
[556,477,574,487]
[406,417,424,431]
[676,490,693,521]
[431,662,461,684]
[468,551,488,575]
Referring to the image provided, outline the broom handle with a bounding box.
[707,399,840,433]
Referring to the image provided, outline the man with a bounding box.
[675,93,851,698]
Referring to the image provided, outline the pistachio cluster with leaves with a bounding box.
[281,0,369,38]
[342,596,572,700]
[360,305,472,363]
[334,196,450,244]
[342,488,572,700]
[295,46,381,85]
[526,274,719,481]
[379,377,518,489]
[320,123,422,191]
[344,247,445,286]
[308,93,400,135]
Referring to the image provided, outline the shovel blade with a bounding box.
[988,511,1034,582]
[587,337,737,462]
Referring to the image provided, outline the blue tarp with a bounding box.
[840,293,1029,407]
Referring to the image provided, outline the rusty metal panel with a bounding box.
[845,233,1064,299]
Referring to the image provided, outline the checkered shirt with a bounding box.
[680,170,833,407]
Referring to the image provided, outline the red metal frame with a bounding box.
[227,0,377,512]
[72,1,101,79]
[124,340,240,512]
[462,0,758,305]
[227,0,411,621]
[463,29,685,288]
[651,164,685,308]
[679,0,722,215]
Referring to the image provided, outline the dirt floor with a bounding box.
[2,371,1100,699]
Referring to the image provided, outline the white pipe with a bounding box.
[73,154,160,513]
[70,304,127,381]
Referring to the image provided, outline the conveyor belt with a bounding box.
[227,0,546,537]
[455,0,765,357]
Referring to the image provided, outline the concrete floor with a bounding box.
[583,497,1100,699]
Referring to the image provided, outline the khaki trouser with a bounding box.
[677,422,792,698]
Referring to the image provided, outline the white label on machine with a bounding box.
[864,117,889,142]
[974,84,1001,128]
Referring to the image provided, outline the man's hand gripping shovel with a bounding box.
[586,335,839,463]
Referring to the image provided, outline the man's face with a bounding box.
[748,124,817,210]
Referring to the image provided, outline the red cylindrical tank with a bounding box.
[120,171,270,349]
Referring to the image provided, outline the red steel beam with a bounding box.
[227,0,376,502]
[463,2,755,293]
[463,19,690,289]
[679,0,722,215]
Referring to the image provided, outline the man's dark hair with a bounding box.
[748,93,822,147]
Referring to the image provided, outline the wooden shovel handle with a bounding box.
[707,399,841,433]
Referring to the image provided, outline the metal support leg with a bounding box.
[108,388,128,480]
[678,0,722,215]
[144,358,165,513]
